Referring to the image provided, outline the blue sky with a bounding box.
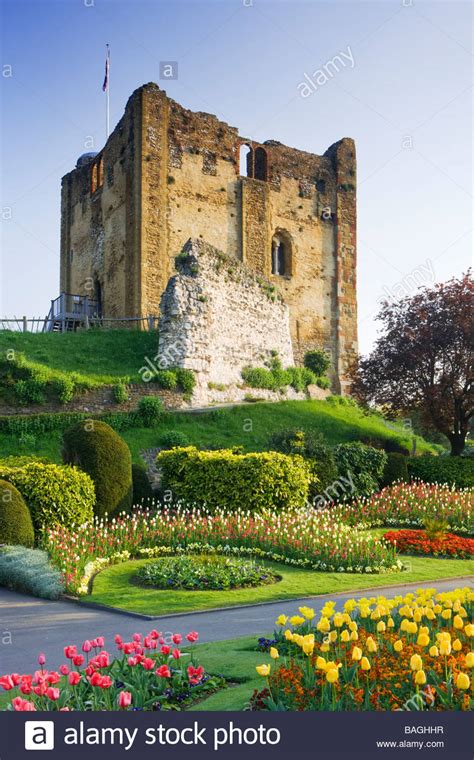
[1,0,472,353]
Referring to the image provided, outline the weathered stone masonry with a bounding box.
[60,82,358,392]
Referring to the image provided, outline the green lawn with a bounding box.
[0,329,158,382]
[188,636,263,711]
[86,554,474,616]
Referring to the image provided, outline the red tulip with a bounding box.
[186,631,199,643]
[59,665,70,676]
[64,646,77,659]
[72,655,84,667]
[160,645,171,655]
[68,672,81,686]
[172,649,181,660]
[172,634,182,645]
[187,665,204,685]
[142,658,155,670]
[155,665,171,678]
[46,687,60,701]
[0,675,14,691]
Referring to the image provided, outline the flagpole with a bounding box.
[105,44,110,140]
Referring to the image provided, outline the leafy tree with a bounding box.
[351,272,473,456]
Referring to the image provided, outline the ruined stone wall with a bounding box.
[157,239,294,389]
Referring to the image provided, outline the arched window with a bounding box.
[254,147,268,181]
[91,156,104,194]
[239,144,253,177]
[271,232,292,276]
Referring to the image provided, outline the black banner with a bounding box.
[0,710,472,760]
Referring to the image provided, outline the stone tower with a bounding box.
[60,83,357,392]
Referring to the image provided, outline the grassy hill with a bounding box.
[0,330,158,382]
[0,398,439,464]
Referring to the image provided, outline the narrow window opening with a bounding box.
[254,147,268,181]
[239,144,252,177]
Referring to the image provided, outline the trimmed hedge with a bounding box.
[333,442,387,500]
[0,461,94,532]
[0,479,34,547]
[408,456,474,489]
[382,452,409,487]
[157,446,311,512]
[62,420,133,519]
[267,428,337,495]
[0,546,65,599]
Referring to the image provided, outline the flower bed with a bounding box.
[135,555,280,591]
[331,482,472,535]
[43,506,401,595]
[0,628,224,711]
[382,530,474,559]
[251,587,473,711]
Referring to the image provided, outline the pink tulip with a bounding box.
[46,687,60,701]
[118,690,132,709]
[172,649,181,660]
[160,645,170,655]
[59,664,70,676]
[12,697,36,711]
[132,633,142,642]
[172,634,182,645]
[82,640,92,653]
[95,637,105,648]
[64,645,77,659]
[142,658,155,670]
[37,653,46,666]
[186,631,199,643]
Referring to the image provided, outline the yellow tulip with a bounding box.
[299,606,315,620]
[350,631,359,641]
[441,609,452,620]
[351,646,362,661]
[453,639,462,652]
[410,654,423,671]
[333,613,344,628]
[417,634,430,648]
[303,641,314,656]
[269,647,279,660]
[439,640,452,656]
[348,621,358,632]
[341,630,350,643]
[465,624,474,637]
[456,672,470,690]
[413,610,422,623]
[316,656,327,670]
[376,621,386,633]
[387,617,394,628]
[419,626,429,635]
[415,670,426,685]
[343,599,357,613]
[407,622,418,635]
[433,604,442,614]
[290,615,305,627]
[453,614,464,629]
[326,668,339,684]
[360,657,371,671]
[317,617,331,633]
[284,629,293,642]
[276,615,288,626]
[366,637,377,653]
[429,646,439,657]
[465,652,474,668]
[256,664,270,677]
[394,639,403,653]
[400,619,410,632]
[320,643,330,653]
[328,630,338,643]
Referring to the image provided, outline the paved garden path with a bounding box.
[0,577,472,674]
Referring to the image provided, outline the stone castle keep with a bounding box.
[60,83,357,392]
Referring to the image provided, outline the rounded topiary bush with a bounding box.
[382,452,409,487]
[62,420,132,519]
[159,430,190,449]
[0,479,34,547]
[132,464,154,506]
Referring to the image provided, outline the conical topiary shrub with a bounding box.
[62,420,132,519]
[0,479,35,547]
